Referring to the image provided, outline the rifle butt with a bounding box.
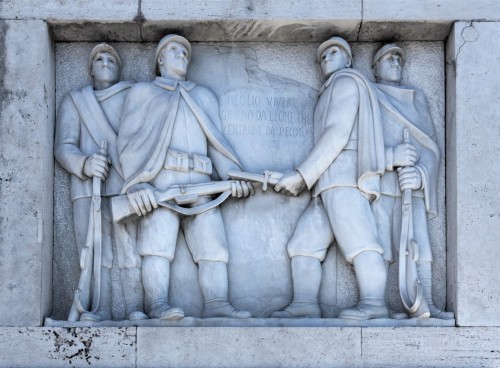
[111,181,235,223]
[111,195,138,223]
[67,302,80,322]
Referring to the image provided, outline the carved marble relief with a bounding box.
[50,35,451,326]
[54,44,146,322]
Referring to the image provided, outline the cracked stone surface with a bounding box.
[446,21,500,327]
[0,328,136,367]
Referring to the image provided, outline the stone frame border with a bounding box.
[0,16,490,327]
[0,2,499,365]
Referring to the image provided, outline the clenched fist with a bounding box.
[83,153,110,180]
[127,183,158,216]
[274,171,306,196]
[398,166,422,191]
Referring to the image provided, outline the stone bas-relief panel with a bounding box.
[50,40,447,324]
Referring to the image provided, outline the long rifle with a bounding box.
[111,180,237,223]
[68,141,107,321]
[398,130,428,317]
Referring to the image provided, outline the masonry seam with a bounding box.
[134,0,145,41]
[135,327,138,368]
[357,0,364,41]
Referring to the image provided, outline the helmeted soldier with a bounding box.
[371,43,454,319]
[55,44,147,322]
[117,34,253,320]
[273,36,390,320]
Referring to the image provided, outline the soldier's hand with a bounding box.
[274,171,306,196]
[393,143,417,168]
[83,153,110,180]
[127,183,158,216]
[398,166,422,191]
[231,181,255,198]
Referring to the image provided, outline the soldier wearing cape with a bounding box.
[55,44,146,322]
[117,34,253,320]
[371,44,454,319]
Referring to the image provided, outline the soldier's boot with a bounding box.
[80,267,113,322]
[270,256,321,318]
[121,267,148,321]
[417,262,454,320]
[339,251,389,320]
[143,256,184,321]
[383,261,409,320]
[200,261,252,319]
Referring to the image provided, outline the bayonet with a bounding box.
[228,170,284,191]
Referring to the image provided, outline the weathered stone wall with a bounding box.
[446,21,500,327]
[1,1,500,366]
[0,19,54,326]
[1,327,499,367]
[52,41,446,320]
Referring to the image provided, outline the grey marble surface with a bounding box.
[52,40,446,322]
[446,22,500,327]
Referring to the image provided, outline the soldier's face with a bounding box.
[91,52,120,85]
[320,46,350,78]
[159,41,189,79]
[375,52,402,85]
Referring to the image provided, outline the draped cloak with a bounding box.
[373,83,440,219]
[118,78,242,194]
[297,68,386,200]
[55,81,132,200]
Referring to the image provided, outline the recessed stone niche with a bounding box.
[51,40,446,324]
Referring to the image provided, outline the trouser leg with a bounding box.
[113,219,147,321]
[142,255,184,321]
[271,256,322,318]
[136,208,183,320]
[199,260,251,319]
[120,267,148,320]
[271,197,332,318]
[371,195,396,263]
[337,250,389,320]
[353,251,387,307]
[182,206,250,318]
[321,188,389,320]
[417,262,454,320]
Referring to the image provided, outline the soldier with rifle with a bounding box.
[233,37,391,320]
[116,34,253,320]
[55,44,147,322]
[260,36,392,320]
[370,44,454,319]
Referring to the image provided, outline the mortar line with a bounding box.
[357,0,364,41]
[135,327,138,368]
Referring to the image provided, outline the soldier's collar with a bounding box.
[319,69,367,95]
[375,83,415,101]
[319,69,352,95]
[319,74,335,95]
[94,81,133,102]
[375,82,414,93]
[153,77,196,91]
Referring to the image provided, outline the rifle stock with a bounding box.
[111,180,235,223]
